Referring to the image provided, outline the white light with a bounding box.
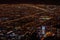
[42,26,45,34]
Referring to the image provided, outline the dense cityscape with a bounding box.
[0,4,60,40]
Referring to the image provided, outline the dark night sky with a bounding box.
[0,0,59,5]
